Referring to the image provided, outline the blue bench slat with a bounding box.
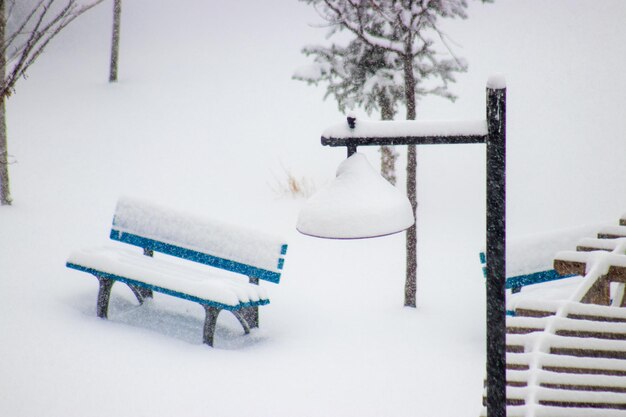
[479,252,576,289]
[110,230,283,284]
[67,262,270,311]
[504,269,576,289]
[479,252,486,264]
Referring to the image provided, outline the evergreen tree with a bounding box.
[295,38,404,183]
[297,0,470,307]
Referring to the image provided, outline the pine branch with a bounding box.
[321,0,405,54]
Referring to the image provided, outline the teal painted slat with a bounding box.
[281,244,288,255]
[478,252,576,289]
[110,230,282,284]
[66,262,270,311]
[505,270,576,289]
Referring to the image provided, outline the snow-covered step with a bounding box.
[536,369,626,393]
[483,386,626,409]
[532,385,626,408]
[598,225,626,239]
[480,404,626,417]
[504,368,626,392]
[507,315,626,339]
[506,333,626,359]
[504,369,530,387]
[511,299,626,322]
[577,237,626,252]
[507,352,626,376]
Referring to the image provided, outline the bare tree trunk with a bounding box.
[403,52,417,307]
[108,0,121,82]
[0,0,11,206]
[378,90,398,185]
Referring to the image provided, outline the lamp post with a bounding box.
[298,77,507,417]
[485,78,507,417]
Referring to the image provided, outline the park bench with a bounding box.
[480,251,572,294]
[66,197,288,347]
[479,225,599,294]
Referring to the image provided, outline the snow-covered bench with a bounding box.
[66,197,288,347]
[480,226,599,293]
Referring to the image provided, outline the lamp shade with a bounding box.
[297,153,415,239]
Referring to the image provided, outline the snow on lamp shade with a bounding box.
[297,153,415,239]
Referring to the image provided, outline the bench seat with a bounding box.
[67,247,269,310]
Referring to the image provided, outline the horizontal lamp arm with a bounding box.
[321,134,486,147]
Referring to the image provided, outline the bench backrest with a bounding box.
[109,197,287,283]
[479,226,600,289]
[480,251,571,290]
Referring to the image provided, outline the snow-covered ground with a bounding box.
[2,1,626,416]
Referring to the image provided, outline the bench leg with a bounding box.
[128,284,153,304]
[231,311,251,335]
[203,306,221,347]
[202,307,252,347]
[241,277,259,328]
[96,277,114,319]
[239,307,258,329]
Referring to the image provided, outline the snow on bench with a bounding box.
[66,197,288,347]
[479,225,599,293]
[111,196,287,283]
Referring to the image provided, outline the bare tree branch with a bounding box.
[1,0,105,98]
[0,0,105,205]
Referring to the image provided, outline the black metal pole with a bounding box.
[347,116,357,157]
[486,84,507,417]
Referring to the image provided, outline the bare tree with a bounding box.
[300,0,469,307]
[0,0,103,205]
[108,0,120,82]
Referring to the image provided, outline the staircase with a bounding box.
[480,217,626,416]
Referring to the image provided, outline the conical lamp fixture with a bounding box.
[297,153,415,239]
